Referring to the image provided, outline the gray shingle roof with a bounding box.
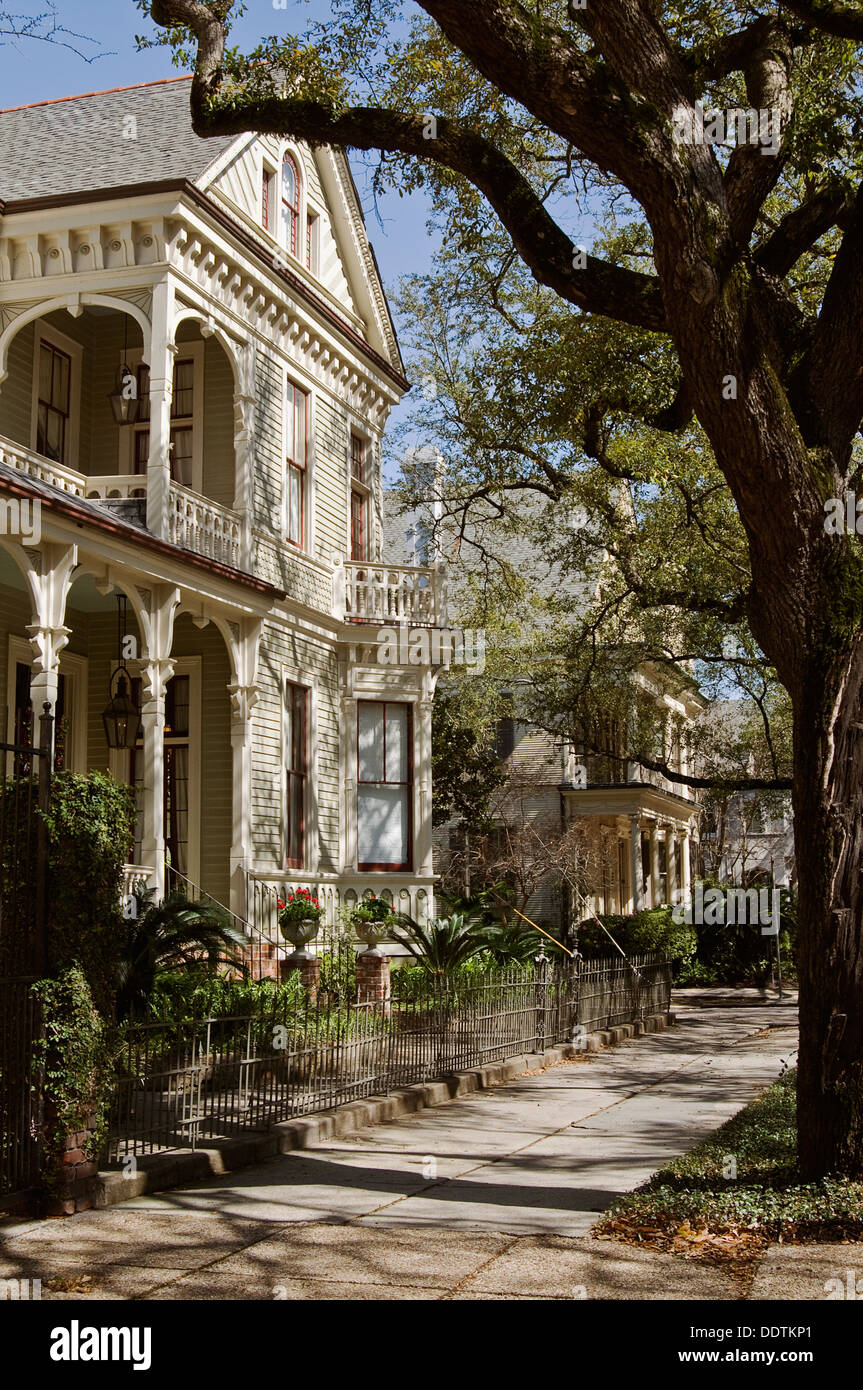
[0,77,236,203]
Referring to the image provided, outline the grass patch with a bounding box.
[596,1070,863,1257]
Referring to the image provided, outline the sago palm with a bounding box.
[116,888,247,1018]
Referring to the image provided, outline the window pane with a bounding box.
[52,350,70,411]
[357,702,384,782]
[172,360,194,418]
[351,434,365,483]
[136,365,151,423]
[171,427,193,486]
[385,703,409,782]
[166,675,190,737]
[357,786,408,866]
[282,155,297,205]
[39,344,52,402]
[44,408,63,462]
[287,464,303,544]
[294,388,306,461]
[134,429,149,470]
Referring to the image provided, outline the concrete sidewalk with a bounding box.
[2,1001,835,1301]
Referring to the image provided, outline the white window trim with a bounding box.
[118,341,205,493]
[281,668,318,874]
[7,635,88,775]
[30,319,83,473]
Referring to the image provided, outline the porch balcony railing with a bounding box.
[121,863,155,901]
[0,435,85,496]
[0,435,242,570]
[169,482,242,570]
[339,560,441,625]
[248,873,434,948]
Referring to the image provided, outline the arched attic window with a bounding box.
[281,151,301,258]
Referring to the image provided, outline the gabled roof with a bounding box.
[0,76,235,202]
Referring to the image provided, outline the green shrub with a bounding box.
[32,966,116,1173]
[576,908,696,968]
[41,772,136,1015]
[145,967,306,1021]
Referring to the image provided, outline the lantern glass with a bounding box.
[101,672,140,749]
[108,367,139,426]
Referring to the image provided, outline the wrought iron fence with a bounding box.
[0,705,52,1204]
[107,951,670,1162]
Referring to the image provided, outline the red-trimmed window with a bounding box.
[306,211,319,273]
[350,433,369,561]
[285,682,308,869]
[281,152,300,258]
[357,702,412,871]
[286,381,307,547]
[262,166,275,232]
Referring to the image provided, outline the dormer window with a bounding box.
[281,152,300,258]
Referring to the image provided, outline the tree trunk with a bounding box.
[794,642,863,1178]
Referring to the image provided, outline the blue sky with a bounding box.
[0,1,439,445]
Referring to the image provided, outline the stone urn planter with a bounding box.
[352,914,394,956]
[279,916,319,959]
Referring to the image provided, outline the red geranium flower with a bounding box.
[277,899,286,910]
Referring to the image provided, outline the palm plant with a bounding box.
[390,911,489,976]
[116,888,248,1019]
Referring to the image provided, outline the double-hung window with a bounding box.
[357,702,412,871]
[285,682,308,869]
[350,432,370,561]
[132,358,194,486]
[281,153,300,258]
[262,165,275,232]
[36,341,71,464]
[285,382,307,547]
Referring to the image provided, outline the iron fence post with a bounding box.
[534,950,548,1052]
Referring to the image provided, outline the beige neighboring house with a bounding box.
[0,76,445,943]
[387,489,704,930]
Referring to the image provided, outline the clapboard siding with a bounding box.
[201,334,236,508]
[251,618,342,875]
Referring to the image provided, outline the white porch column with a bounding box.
[225,615,262,923]
[137,585,179,899]
[629,813,642,913]
[681,828,692,905]
[415,693,434,878]
[664,824,675,907]
[649,820,660,909]
[229,684,257,922]
[25,543,77,756]
[231,345,256,572]
[139,657,173,899]
[343,696,357,871]
[145,278,175,542]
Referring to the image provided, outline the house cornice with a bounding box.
[0,179,410,394]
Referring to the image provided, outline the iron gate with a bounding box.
[0,703,53,1206]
